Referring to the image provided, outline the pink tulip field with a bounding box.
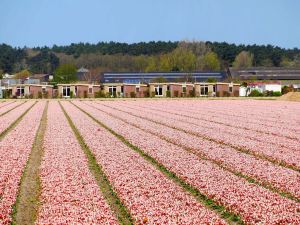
[0,99,299,224]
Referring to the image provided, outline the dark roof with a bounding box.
[230,67,300,80]
[102,71,226,83]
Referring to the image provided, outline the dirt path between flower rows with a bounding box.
[12,101,48,225]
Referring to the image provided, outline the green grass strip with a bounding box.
[11,101,48,225]
[71,101,244,225]
[59,101,134,225]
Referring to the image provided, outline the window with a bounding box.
[213,85,216,93]
[16,86,25,97]
[88,87,93,94]
[200,85,209,96]
[62,86,70,97]
[136,87,140,93]
[229,86,233,93]
[121,86,124,93]
[42,87,47,94]
[155,85,163,96]
[75,86,78,96]
[182,86,187,93]
[108,86,117,97]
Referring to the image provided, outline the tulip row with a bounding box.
[0,101,13,108]
[151,99,300,131]
[36,101,118,224]
[85,101,300,199]
[0,102,45,224]
[0,101,35,135]
[173,99,300,125]
[113,99,300,140]
[62,101,226,225]
[124,100,300,149]
[100,101,300,170]
[73,100,300,224]
[0,101,20,114]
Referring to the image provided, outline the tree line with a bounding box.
[1,41,300,76]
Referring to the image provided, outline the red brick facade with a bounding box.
[123,85,149,97]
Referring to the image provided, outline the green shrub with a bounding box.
[264,90,281,97]
[70,91,74,98]
[282,86,293,94]
[44,91,49,99]
[130,92,136,98]
[38,91,43,99]
[189,89,195,97]
[95,90,106,98]
[272,91,282,96]
[151,91,156,97]
[166,90,171,97]
[249,89,263,97]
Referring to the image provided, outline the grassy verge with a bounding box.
[71,101,244,225]
[0,101,36,142]
[59,101,134,225]
[11,101,48,225]
[86,102,300,203]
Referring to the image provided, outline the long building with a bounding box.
[230,67,300,80]
[102,71,226,83]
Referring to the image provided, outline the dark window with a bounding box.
[62,86,70,97]
[182,86,186,93]
[229,86,233,92]
[200,85,208,95]
[16,86,25,96]
[109,86,117,96]
[155,86,163,96]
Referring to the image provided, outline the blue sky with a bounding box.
[0,0,299,48]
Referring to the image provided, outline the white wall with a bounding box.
[239,87,247,96]
[264,84,281,93]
